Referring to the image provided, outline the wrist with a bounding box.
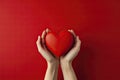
[60,60,72,69]
[47,60,59,67]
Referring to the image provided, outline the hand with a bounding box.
[36,28,59,65]
[36,28,59,80]
[60,29,81,64]
[60,29,81,80]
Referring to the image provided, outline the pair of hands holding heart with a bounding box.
[36,28,81,64]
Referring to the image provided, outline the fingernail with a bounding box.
[46,28,50,32]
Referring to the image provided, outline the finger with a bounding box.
[41,30,46,39]
[72,36,81,49]
[75,36,81,49]
[68,29,71,32]
[46,28,51,33]
[36,36,41,46]
[73,36,81,54]
[70,29,76,37]
[41,30,47,47]
[36,36,43,52]
[68,29,76,38]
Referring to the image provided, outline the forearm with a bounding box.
[61,62,77,80]
[44,62,59,80]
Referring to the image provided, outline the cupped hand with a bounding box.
[60,29,81,64]
[36,29,59,64]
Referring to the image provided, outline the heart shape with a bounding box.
[45,30,75,57]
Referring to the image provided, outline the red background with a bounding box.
[0,0,120,80]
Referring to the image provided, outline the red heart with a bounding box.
[45,30,75,57]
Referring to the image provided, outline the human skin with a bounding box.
[60,30,81,80]
[36,28,81,80]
